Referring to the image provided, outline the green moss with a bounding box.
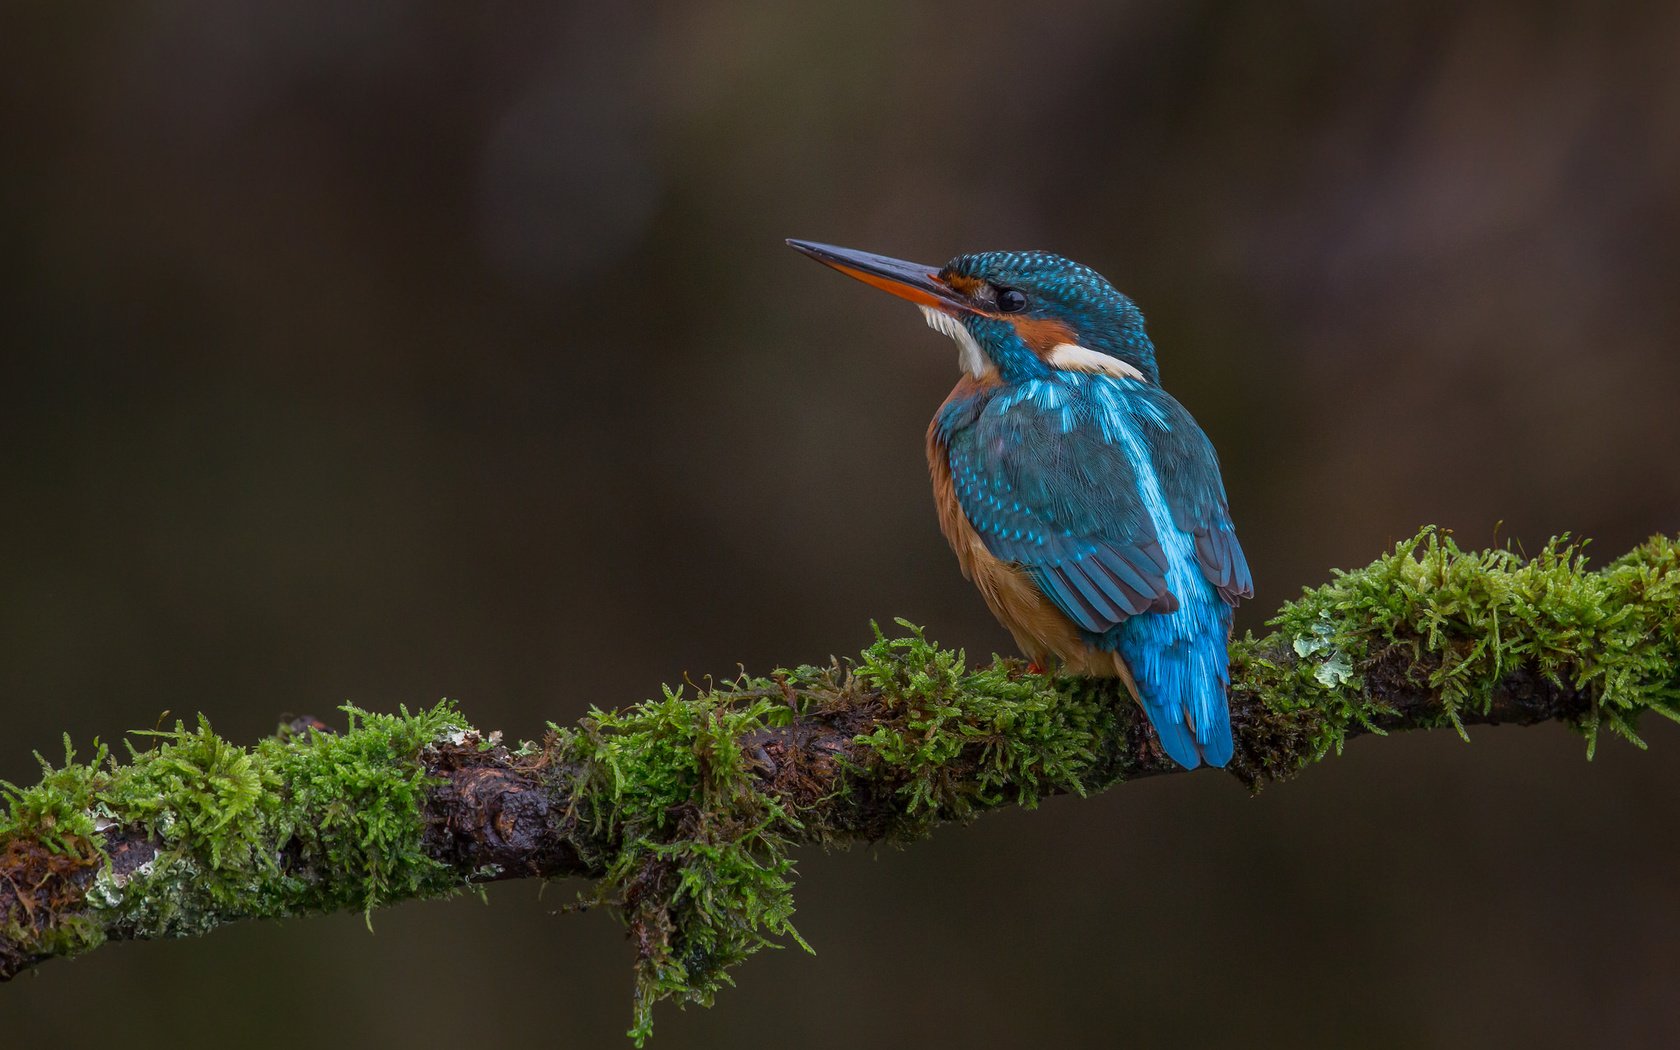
[1256,528,1680,758]
[849,620,1123,830]
[111,716,283,873]
[560,688,809,1046]
[260,702,467,916]
[0,738,109,853]
[2,701,471,954]
[0,742,113,967]
[29,912,105,956]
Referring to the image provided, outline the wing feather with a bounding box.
[1149,399,1253,606]
[944,383,1176,636]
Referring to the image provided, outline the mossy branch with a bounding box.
[3,528,1677,1042]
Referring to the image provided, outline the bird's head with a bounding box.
[787,240,1158,385]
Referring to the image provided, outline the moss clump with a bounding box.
[261,703,467,916]
[848,620,1126,831]
[559,689,810,1046]
[112,717,282,872]
[0,741,112,966]
[0,739,109,852]
[3,701,472,956]
[1249,528,1680,759]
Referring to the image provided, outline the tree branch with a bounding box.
[3,528,1676,1042]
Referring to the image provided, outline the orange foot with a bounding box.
[1026,662,1047,676]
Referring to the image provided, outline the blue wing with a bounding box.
[941,384,1177,636]
[1149,397,1253,605]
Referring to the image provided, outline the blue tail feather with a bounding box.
[1143,697,1204,769]
[1137,685,1232,769]
[1119,629,1235,770]
[1197,692,1234,767]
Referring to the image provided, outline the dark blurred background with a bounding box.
[4,2,1679,1047]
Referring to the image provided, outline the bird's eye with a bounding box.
[997,287,1027,313]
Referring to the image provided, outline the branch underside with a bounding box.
[3,528,1676,1042]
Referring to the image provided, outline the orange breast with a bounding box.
[925,386,1138,695]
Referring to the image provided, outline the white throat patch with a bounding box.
[918,306,991,379]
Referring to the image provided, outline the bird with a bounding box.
[787,239,1253,770]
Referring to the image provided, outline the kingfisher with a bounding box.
[787,240,1253,769]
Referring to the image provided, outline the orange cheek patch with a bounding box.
[1010,316,1078,353]
[944,273,985,298]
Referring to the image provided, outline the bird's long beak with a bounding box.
[785,239,976,313]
